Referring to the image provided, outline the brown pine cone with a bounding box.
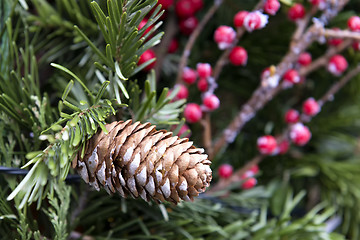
[72,120,212,204]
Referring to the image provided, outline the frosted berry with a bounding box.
[197,78,208,92]
[348,16,360,32]
[283,69,300,84]
[158,0,174,10]
[174,84,189,100]
[328,55,348,76]
[298,52,312,66]
[328,28,343,46]
[229,46,248,66]
[218,164,233,179]
[257,135,277,155]
[197,63,212,78]
[182,67,197,84]
[278,140,290,154]
[264,0,280,16]
[243,11,268,32]
[214,26,236,50]
[284,109,300,123]
[175,0,195,18]
[184,103,202,123]
[190,0,203,12]
[179,16,198,35]
[168,39,179,53]
[290,123,311,146]
[353,41,360,51]
[241,177,257,189]
[203,94,220,111]
[288,3,306,21]
[234,11,249,28]
[302,97,320,116]
[138,49,156,71]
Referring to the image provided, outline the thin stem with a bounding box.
[154,10,178,82]
[175,0,223,84]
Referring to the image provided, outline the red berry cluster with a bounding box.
[179,63,221,123]
[176,0,204,35]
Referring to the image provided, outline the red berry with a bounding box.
[174,84,189,100]
[197,78,208,92]
[278,140,290,154]
[257,135,277,155]
[175,0,196,18]
[302,97,320,116]
[241,177,257,189]
[179,16,198,35]
[218,164,233,179]
[348,16,360,32]
[290,123,311,146]
[157,0,174,10]
[288,3,306,21]
[182,67,197,84]
[249,165,259,175]
[234,11,249,28]
[328,54,348,76]
[203,94,220,111]
[264,0,280,16]
[283,69,300,84]
[138,49,156,71]
[353,41,360,51]
[327,28,343,46]
[190,0,203,12]
[243,11,268,32]
[285,109,300,124]
[229,46,248,66]
[179,17,198,35]
[298,52,312,66]
[214,25,236,50]
[138,19,153,38]
[184,103,202,123]
[168,39,179,53]
[196,63,212,78]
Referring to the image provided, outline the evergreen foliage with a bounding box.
[0,0,360,239]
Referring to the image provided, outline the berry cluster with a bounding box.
[181,63,221,123]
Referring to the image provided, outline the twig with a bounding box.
[317,64,360,107]
[154,10,178,82]
[291,6,318,48]
[175,0,223,84]
[200,112,213,156]
[319,28,360,41]
[299,39,352,77]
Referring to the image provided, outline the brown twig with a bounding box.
[175,0,223,84]
[317,64,360,107]
[299,39,352,77]
[319,28,360,41]
[154,10,178,82]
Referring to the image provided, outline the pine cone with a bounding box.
[72,120,212,204]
